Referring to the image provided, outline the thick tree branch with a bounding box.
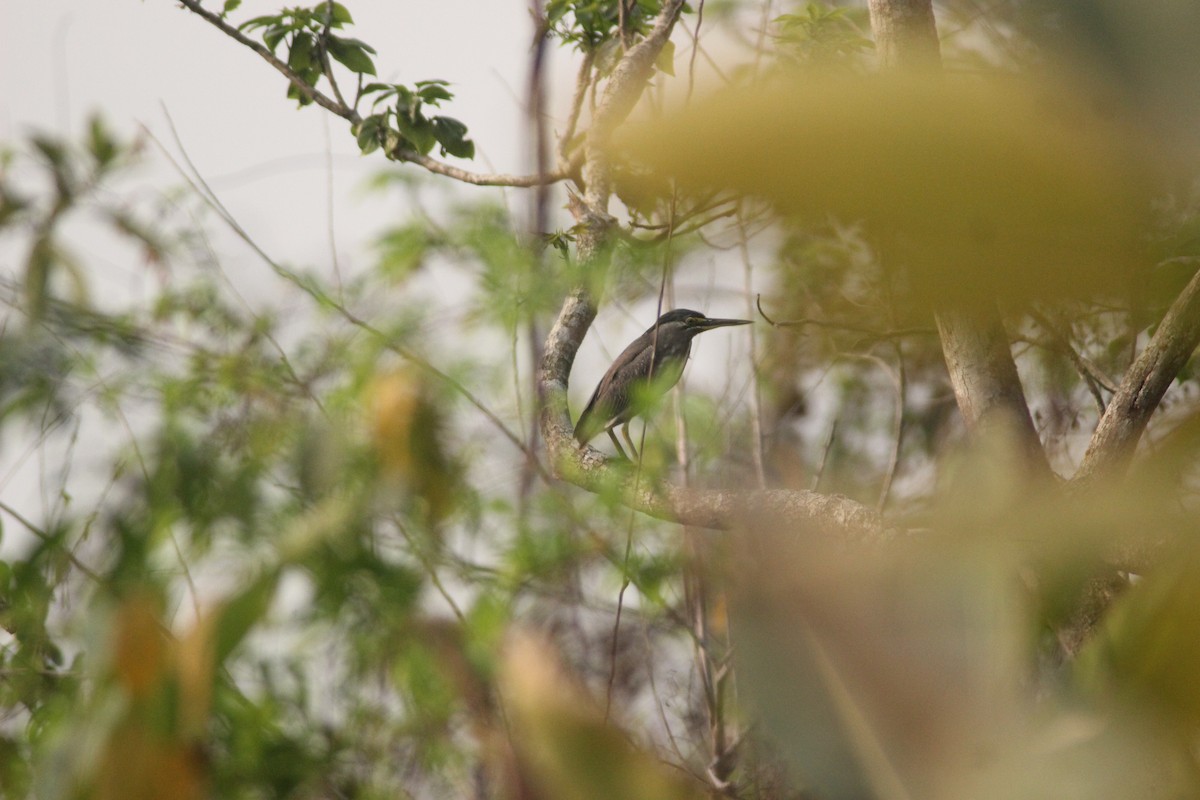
[866,0,941,71]
[1074,267,1200,482]
[936,309,1050,468]
[866,0,1052,478]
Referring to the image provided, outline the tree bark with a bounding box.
[1074,267,1200,482]
[866,0,941,71]
[866,0,1052,478]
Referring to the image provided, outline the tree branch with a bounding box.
[174,0,568,189]
[174,0,359,122]
[390,148,569,187]
[554,439,891,538]
[866,0,941,71]
[532,1,889,540]
[1074,266,1200,482]
[866,0,1052,478]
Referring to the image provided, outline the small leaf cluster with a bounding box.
[546,0,669,50]
[239,3,376,106]
[0,117,165,325]
[356,80,475,159]
[772,2,873,67]
[545,0,688,76]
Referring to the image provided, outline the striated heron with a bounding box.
[574,308,752,460]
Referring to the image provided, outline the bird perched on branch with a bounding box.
[574,308,752,460]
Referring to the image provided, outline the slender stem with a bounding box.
[738,209,767,487]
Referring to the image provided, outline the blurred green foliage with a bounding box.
[4,1,1200,799]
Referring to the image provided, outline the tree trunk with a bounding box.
[866,0,1052,478]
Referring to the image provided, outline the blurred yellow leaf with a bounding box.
[112,593,167,700]
[96,725,205,800]
[1076,547,1200,728]
[176,612,217,741]
[620,71,1160,311]
[96,595,210,800]
[369,369,422,476]
[367,368,457,522]
[500,634,700,800]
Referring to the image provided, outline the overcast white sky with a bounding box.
[2,0,553,279]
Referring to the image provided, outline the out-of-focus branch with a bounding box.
[557,445,891,537]
[558,50,594,170]
[1027,309,1115,415]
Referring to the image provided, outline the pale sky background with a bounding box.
[2,0,548,283]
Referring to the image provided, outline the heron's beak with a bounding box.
[696,317,752,331]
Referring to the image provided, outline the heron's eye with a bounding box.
[687,316,702,325]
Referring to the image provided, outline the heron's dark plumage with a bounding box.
[574,309,751,457]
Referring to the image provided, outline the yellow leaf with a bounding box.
[620,71,1161,311]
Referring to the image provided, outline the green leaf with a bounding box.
[431,116,474,159]
[288,32,315,73]
[547,0,569,24]
[375,225,433,278]
[656,39,675,76]
[395,113,437,155]
[222,0,242,15]
[263,25,288,52]
[393,84,415,113]
[416,79,454,106]
[214,570,280,663]
[334,35,377,54]
[87,115,117,167]
[287,80,316,107]
[326,35,377,75]
[327,2,353,26]
[237,13,281,32]
[355,114,385,155]
[30,135,67,169]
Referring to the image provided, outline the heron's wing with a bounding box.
[574,336,674,443]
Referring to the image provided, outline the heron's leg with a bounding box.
[620,423,640,463]
[606,428,630,461]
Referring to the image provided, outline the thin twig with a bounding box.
[878,342,906,512]
[813,417,839,492]
[0,498,101,582]
[152,113,545,475]
[757,295,936,340]
[558,50,594,169]
[1029,308,1117,415]
[686,0,705,103]
[737,208,767,487]
[317,0,350,111]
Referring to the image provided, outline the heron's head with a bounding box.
[653,309,753,337]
